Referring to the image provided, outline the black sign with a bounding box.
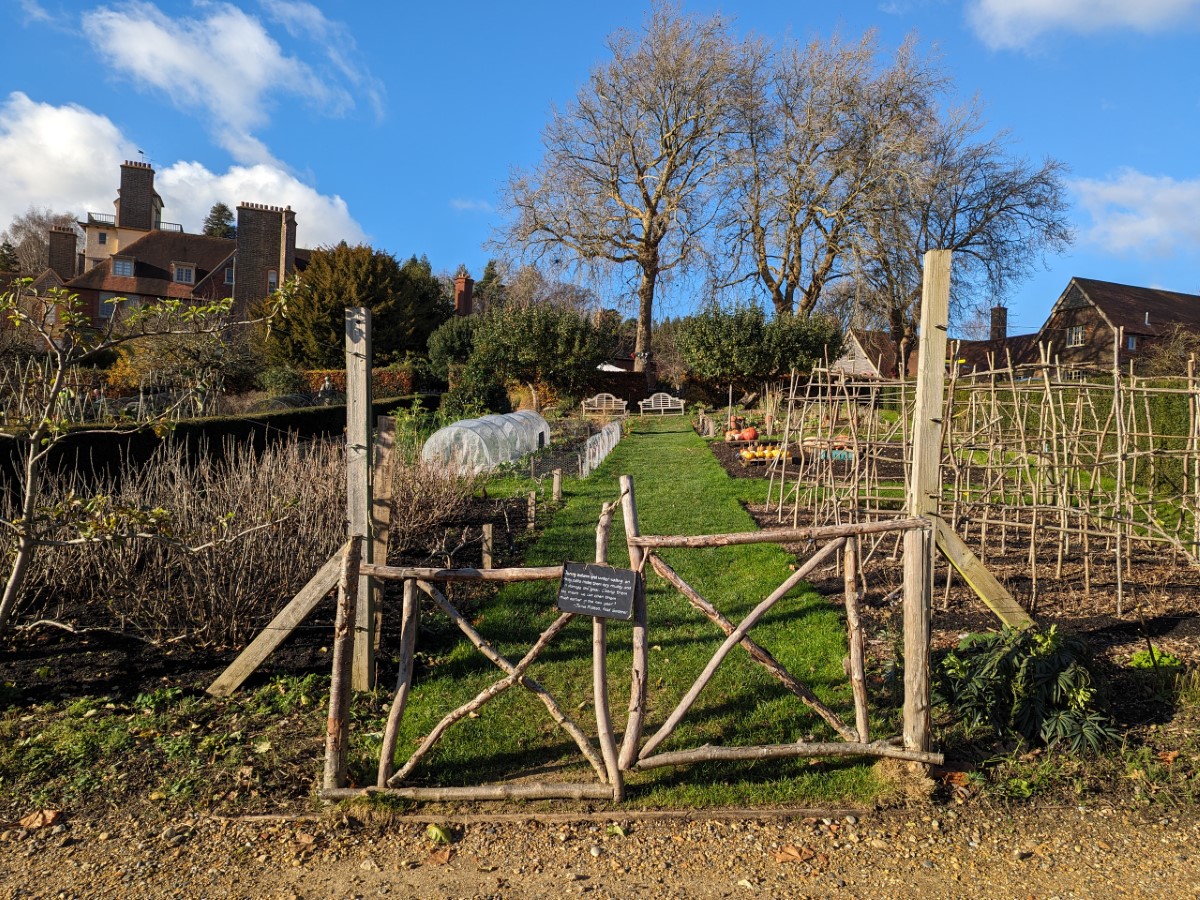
[556,562,638,621]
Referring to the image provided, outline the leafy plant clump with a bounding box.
[1128,646,1184,671]
[934,625,1119,753]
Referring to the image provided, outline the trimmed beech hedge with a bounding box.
[0,393,440,486]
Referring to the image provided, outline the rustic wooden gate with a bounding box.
[319,475,940,803]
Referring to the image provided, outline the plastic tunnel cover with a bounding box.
[420,410,551,474]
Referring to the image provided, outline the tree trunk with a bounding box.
[633,264,656,380]
[0,444,43,638]
[527,381,540,412]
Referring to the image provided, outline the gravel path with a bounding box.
[2,803,1196,898]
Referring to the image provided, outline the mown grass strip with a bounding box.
[365,418,883,807]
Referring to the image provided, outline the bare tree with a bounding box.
[856,102,1072,371]
[721,32,945,319]
[2,207,81,274]
[497,2,744,374]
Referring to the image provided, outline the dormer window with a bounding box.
[173,262,195,284]
[112,257,134,277]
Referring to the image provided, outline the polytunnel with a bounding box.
[420,410,551,474]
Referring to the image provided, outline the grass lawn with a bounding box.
[363,418,888,807]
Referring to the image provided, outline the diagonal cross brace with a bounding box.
[386,581,606,786]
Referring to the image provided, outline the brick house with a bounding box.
[46,161,308,322]
[954,279,1200,375]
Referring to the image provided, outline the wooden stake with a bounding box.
[594,500,622,799]
[527,491,536,531]
[481,523,494,569]
[902,249,951,755]
[552,468,563,503]
[376,577,419,786]
[843,537,869,744]
[346,306,375,691]
[323,538,362,790]
[618,475,647,771]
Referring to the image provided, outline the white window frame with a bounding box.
[112,258,134,277]
[224,266,234,285]
[173,263,195,285]
[1066,325,1084,348]
[267,269,278,293]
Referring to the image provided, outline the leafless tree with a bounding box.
[855,102,1072,371]
[2,207,81,274]
[497,2,745,374]
[720,32,945,319]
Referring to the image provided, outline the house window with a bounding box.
[173,264,195,284]
[112,258,134,277]
[98,232,107,245]
[1127,335,1138,351]
[97,291,118,319]
[224,266,234,285]
[1066,325,1084,348]
[267,269,278,293]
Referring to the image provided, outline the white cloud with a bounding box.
[0,92,136,223]
[158,161,365,248]
[1073,168,1200,255]
[449,198,496,214]
[967,0,1200,49]
[19,0,53,24]
[0,92,364,249]
[81,1,376,165]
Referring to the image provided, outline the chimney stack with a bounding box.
[47,226,78,279]
[454,272,474,317]
[990,305,1008,342]
[234,202,297,314]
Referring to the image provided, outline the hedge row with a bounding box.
[0,394,440,487]
[302,368,417,397]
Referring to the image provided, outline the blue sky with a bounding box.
[3,0,1199,334]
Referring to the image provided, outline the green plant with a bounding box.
[257,364,307,397]
[441,361,511,419]
[934,625,1119,753]
[1129,646,1183,671]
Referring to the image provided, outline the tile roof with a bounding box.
[1071,277,1200,336]
[67,231,235,299]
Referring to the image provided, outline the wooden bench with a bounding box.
[581,392,628,417]
[638,392,685,415]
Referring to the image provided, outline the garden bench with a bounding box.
[638,392,685,415]
[581,392,628,417]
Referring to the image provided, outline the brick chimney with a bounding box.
[454,272,474,316]
[47,226,78,279]
[234,202,297,313]
[117,160,161,231]
[990,305,1008,342]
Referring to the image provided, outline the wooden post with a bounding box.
[323,538,363,790]
[618,475,647,770]
[481,523,494,569]
[552,468,563,503]
[594,500,623,799]
[377,577,419,786]
[902,249,950,754]
[346,307,375,691]
[370,416,397,657]
[843,536,869,744]
[527,491,536,531]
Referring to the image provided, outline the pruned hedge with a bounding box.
[0,393,440,486]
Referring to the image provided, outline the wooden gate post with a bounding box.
[618,475,647,770]
[903,250,951,754]
[346,307,376,691]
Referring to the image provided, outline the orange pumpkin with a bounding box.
[740,427,758,441]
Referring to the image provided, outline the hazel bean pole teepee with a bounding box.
[903,249,951,754]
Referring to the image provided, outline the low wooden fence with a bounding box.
[319,474,939,803]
